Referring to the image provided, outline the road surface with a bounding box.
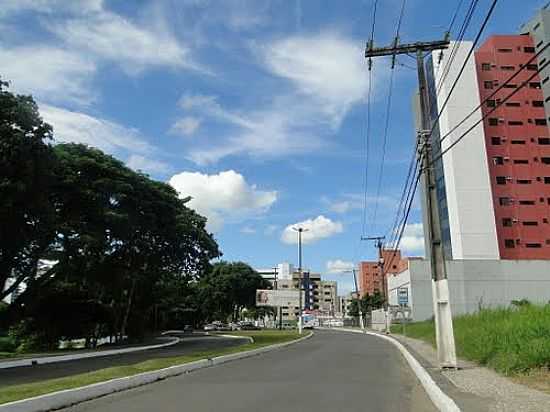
[1,334,248,386]
[61,330,437,412]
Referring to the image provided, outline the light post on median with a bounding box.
[292,227,308,335]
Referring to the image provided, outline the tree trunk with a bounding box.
[120,278,137,340]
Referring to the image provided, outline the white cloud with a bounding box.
[264,224,279,236]
[126,155,171,175]
[40,104,154,155]
[240,226,256,234]
[47,8,197,74]
[178,93,326,165]
[258,32,369,126]
[168,170,277,232]
[326,260,355,274]
[169,116,201,137]
[281,216,343,245]
[0,46,96,106]
[399,223,425,256]
[329,201,351,214]
[0,0,102,17]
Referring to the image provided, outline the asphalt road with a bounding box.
[1,334,248,386]
[61,330,437,412]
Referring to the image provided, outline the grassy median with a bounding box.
[0,330,306,405]
[391,305,550,376]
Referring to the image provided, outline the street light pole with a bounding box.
[292,227,308,335]
[342,268,365,330]
[273,266,282,330]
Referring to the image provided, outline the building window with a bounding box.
[493,156,504,165]
[519,200,535,205]
[526,243,542,248]
[532,100,544,107]
[502,218,513,227]
[525,45,536,52]
[503,84,518,89]
[517,179,532,184]
[530,82,542,89]
[499,197,513,206]
[481,63,491,71]
[542,157,550,164]
[513,159,529,164]
[537,40,544,48]
[496,176,507,185]
[488,118,499,126]
[483,80,493,89]
[497,48,513,53]
[526,64,538,71]
[508,121,524,126]
[501,65,515,71]
[539,138,550,145]
[544,177,550,184]
[486,99,496,108]
[491,137,502,145]
[523,221,538,226]
[506,102,521,107]
[535,119,548,126]
[504,239,515,248]
[511,140,526,144]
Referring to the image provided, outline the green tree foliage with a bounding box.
[0,80,57,300]
[199,262,270,322]
[348,291,386,318]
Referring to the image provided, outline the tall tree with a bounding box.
[0,80,56,300]
[199,261,269,322]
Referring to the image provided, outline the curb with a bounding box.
[0,332,313,412]
[319,328,460,412]
[0,337,181,370]
[214,334,255,344]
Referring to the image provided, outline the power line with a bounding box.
[372,0,408,225]
[433,59,550,163]
[437,41,550,148]
[447,0,467,35]
[430,0,498,140]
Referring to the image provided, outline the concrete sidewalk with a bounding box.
[393,333,550,412]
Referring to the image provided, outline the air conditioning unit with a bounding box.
[512,218,519,223]
[504,156,510,161]
[506,176,513,181]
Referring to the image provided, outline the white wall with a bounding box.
[407,259,550,321]
[431,41,500,260]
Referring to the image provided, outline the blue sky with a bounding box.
[1,0,546,294]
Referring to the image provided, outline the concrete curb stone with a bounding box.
[319,327,461,412]
[0,337,181,370]
[0,332,313,412]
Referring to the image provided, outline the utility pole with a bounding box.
[363,236,389,333]
[292,227,309,335]
[342,268,365,330]
[365,39,457,368]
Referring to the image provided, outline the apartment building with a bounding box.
[358,249,408,297]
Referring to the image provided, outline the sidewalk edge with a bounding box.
[319,327,461,412]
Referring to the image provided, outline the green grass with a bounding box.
[0,330,304,405]
[391,305,550,375]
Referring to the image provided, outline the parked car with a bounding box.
[216,323,231,331]
[183,325,194,333]
[239,322,260,330]
[203,324,217,331]
[229,322,240,331]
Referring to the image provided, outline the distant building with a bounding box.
[358,249,408,297]
[255,264,338,322]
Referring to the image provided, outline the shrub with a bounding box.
[393,305,550,375]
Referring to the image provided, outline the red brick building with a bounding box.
[358,249,408,297]
[475,35,550,258]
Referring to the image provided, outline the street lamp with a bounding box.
[292,227,309,335]
[340,267,365,330]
